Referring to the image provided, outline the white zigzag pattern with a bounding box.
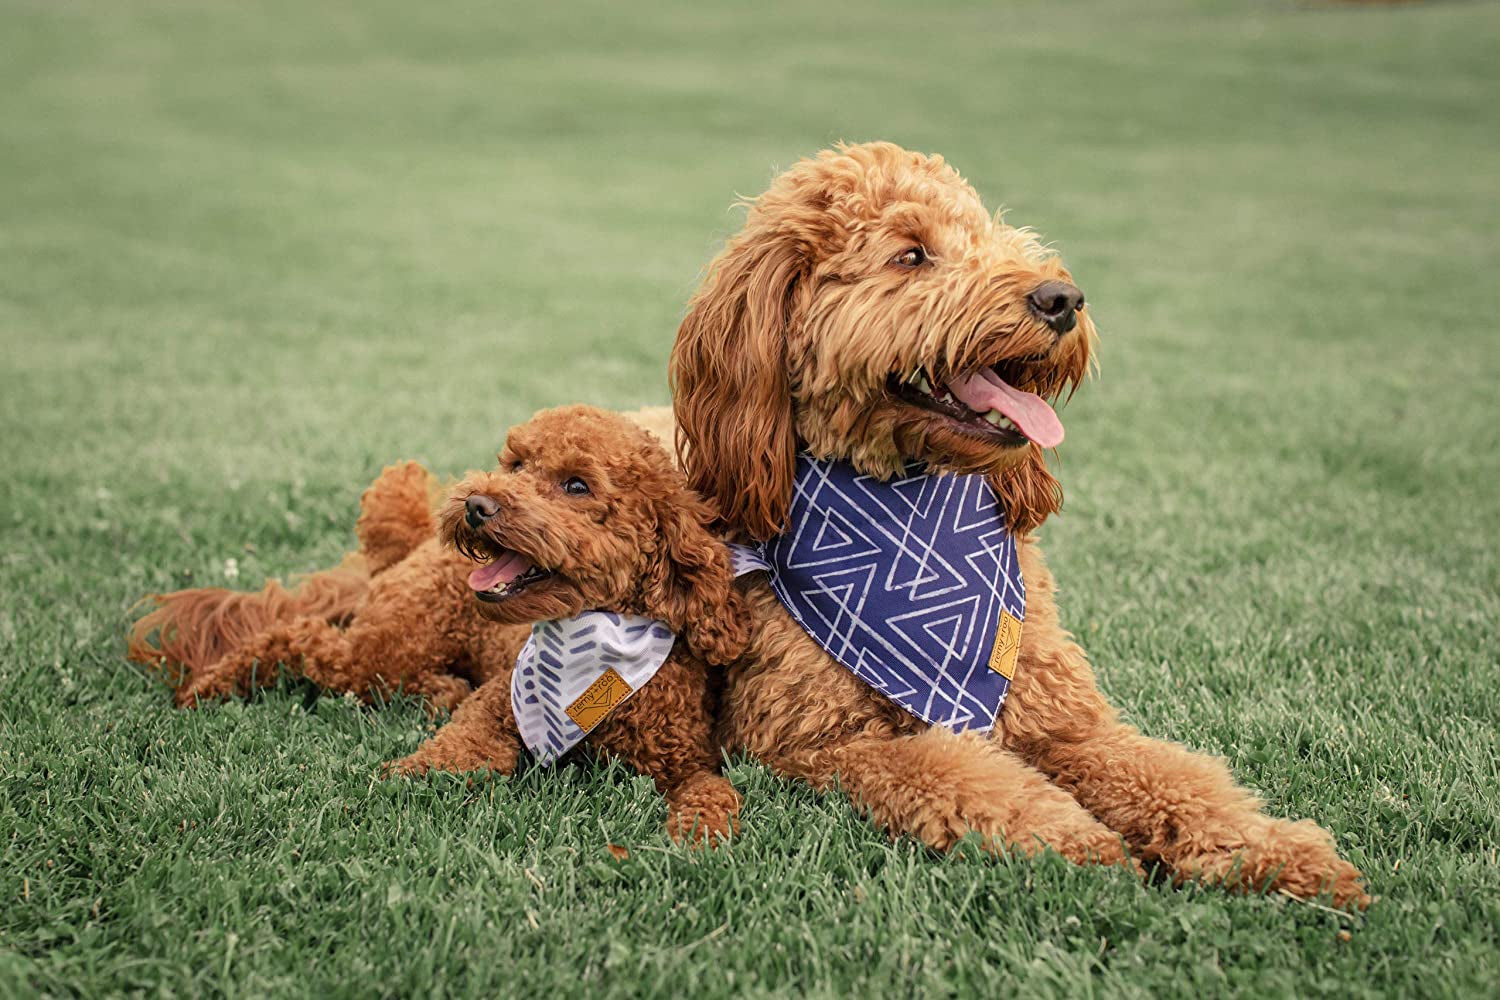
[765,458,1024,732]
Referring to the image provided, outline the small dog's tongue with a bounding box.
[946,368,1065,448]
[468,550,531,592]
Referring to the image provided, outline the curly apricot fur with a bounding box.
[155,407,744,844]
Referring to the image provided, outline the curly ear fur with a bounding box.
[991,446,1063,536]
[644,494,751,666]
[670,223,805,543]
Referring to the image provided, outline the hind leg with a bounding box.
[357,461,437,576]
[127,567,368,692]
[178,608,468,709]
[180,541,482,709]
[177,616,351,705]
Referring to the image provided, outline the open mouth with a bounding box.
[886,358,1065,449]
[466,548,555,603]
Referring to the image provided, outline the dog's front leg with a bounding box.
[779,728,1136,869]
[1001,637,1368,905]
[591,657,742,846]
[1004,553,1368,907]
[1026,723,1369,907]
[387,671,521,777]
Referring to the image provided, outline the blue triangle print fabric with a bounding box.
[762,455,1025,734]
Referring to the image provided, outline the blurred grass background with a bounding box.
[2,0,1497,995]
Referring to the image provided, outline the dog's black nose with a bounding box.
[1027,280,1085,334]
[465,494,500,529]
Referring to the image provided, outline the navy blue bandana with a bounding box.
[759,455,1025,733]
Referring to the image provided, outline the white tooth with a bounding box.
[983,410,1003,426]
[916,374,932,393]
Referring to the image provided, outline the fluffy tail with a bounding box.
[127,461,438,691]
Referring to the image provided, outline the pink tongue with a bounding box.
[467,551,531,592]
[945,369,1065,448]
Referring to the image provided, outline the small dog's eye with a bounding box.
[562,477,590,497]
[510,460,523,472]
[892,246,927,269]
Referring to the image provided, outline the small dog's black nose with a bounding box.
[1027,280,1085,334]
[465,494,500,529]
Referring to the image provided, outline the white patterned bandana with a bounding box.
[510,546,766,766]
[760,454,1025,734]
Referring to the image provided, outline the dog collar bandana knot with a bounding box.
[510,545,766,766]
[759,454,1025,734]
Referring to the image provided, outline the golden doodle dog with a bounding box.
[138,406,748,843]
[666,141,1368,906]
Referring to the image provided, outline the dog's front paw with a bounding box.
[381,741,518,780]
[665,774,741,847]
[1170,817,1369,909]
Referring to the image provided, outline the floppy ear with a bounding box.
[670,223,805,543]
[644,495,751,666]
[990,445,1062,536]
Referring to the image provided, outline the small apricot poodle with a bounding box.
[136,406,749,843]
[126,404,673,701]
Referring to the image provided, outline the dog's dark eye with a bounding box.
[562,477,590,497]
[892,246,927,269]
[510,460,522,473]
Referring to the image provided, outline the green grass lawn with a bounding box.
[3,0,1498,995]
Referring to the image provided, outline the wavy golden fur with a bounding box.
[671,145,1089,540]
[671,142,1367,906]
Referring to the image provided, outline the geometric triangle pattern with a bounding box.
[761,455,1024,733]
